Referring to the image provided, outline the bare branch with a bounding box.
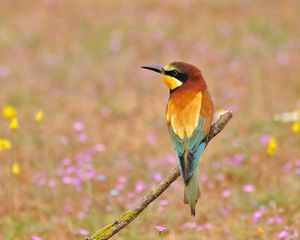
[87,111,233,240]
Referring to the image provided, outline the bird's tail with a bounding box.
[183,168,200,216]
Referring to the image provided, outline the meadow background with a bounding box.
[1,1,300,239]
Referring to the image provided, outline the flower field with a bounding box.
[0,1,299,239]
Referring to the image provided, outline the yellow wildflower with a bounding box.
[2,105,17,120]
[9,117,19,131]
[267,137,277,155]
[12,162,21,175]
[291,122,300,133]
[0,138,12,151]
[35,110,44,123]
[257,227,264,237]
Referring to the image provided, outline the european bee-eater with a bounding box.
[141,62,214,216]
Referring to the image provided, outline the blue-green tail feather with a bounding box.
[169,117,207,216]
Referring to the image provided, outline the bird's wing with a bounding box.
[167,91,210,184]
[169,116,207,184]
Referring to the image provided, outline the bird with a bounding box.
[141,62,214,216]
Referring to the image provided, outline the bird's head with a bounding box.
[141,61,206,92]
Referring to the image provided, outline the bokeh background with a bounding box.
[1,1,299,239]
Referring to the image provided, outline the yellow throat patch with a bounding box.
[162,64,183,90]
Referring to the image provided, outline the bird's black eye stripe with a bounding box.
[166,70,188,83]
[167,70,179,77]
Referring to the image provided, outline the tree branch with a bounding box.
[87,111,233,240]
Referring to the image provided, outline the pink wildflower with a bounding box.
[155,225,167,232]
[152,172,163,182]
[260,134,271,146]
[73,121,85,132]
[159,199,169,206]
[31,237,43,240]
[243,184,256,193]
[222,189,232,198]
[95,143,106,152]
[78,133,88,142]
[135,182,145,193]
[73,229,89,236]
[252,208,265,222]
[276,230,289,239]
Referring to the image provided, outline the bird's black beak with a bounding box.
[140,65,164,74]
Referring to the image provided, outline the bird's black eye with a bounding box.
[171,70,179,77]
